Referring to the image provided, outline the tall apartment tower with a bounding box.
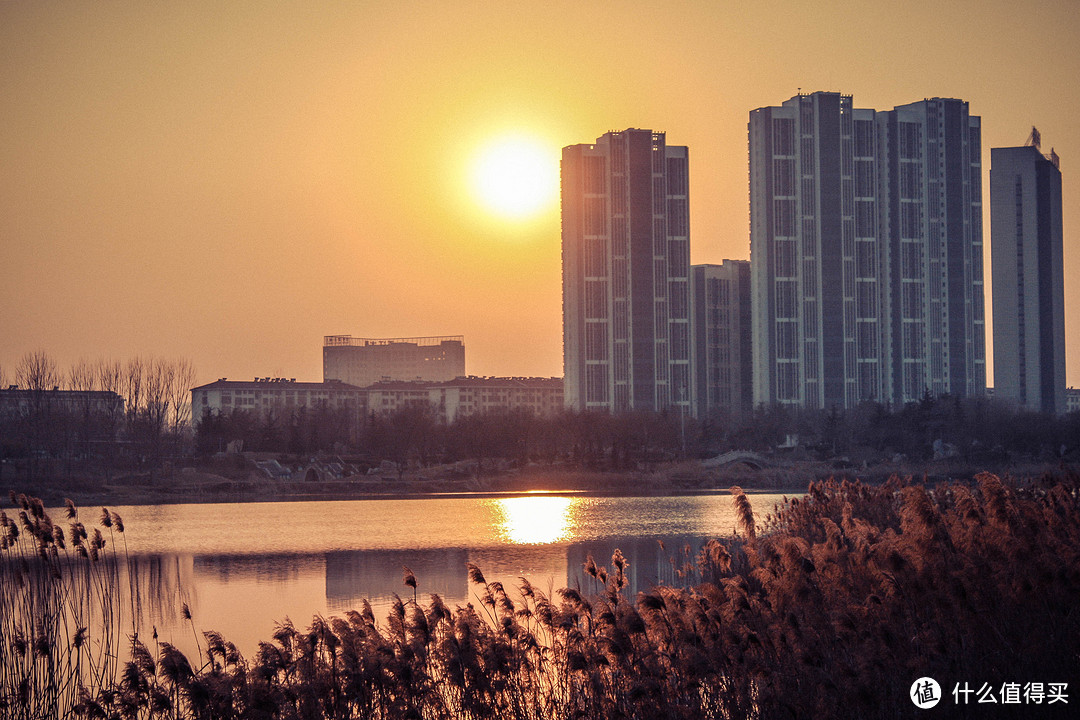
[750,92,984,410]
[990,135,1066,414]
[562,129,691,413]
[691,261,752,421]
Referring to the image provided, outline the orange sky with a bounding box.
[2,1,1078,387]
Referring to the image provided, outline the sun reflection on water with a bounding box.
[493,495,577,545]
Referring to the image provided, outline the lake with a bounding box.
[48,492,789,658]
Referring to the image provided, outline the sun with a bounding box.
[470,134,557,220]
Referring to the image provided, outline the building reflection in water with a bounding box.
[564,535,713,597]
[325,548,469,610]
[113,495,743,656]
[123,554,195,639]
[105,539,721,662]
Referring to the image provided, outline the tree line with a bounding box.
[4,349,1076,482]
[195,404,690,473]
[0,351,196,483]
[727,392,1080,464]
[196,391,1080,474]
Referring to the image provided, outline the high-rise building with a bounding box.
[991,134,1066,414]
[691,261,752,421]
[562,129,691,413]
[323,336,465,387]
[750,91,985,410]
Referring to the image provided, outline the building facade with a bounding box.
[562,129,691,414]
[750,92,984,410]
[433,376,564,423]
[0,389,125,451]
[366,377,563,422]
[0,388,124,420]
[192,376,563,427]
[323,336,465,386]
[991,138,1066,414]
[191,378,367,423]
[691,261,752,421]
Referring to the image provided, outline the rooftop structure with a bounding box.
[323,335,465,387]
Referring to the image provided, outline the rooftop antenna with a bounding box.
[1025,126,1041,149]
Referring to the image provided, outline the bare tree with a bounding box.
[96,359,123,397]
[68,358,98,460]
[166,357,197,437]
[139,357,179,478]
[68,358,97,394]
[123,357,145,428]
[143,357,172,441]
[96,359,125,479]
[13,351,61,479]
[15,350,60,391]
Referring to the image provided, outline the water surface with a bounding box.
[59,492,788,657]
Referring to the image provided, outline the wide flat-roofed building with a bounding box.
[434,376,564,422]
[191,378,366,423]
[323,335,465,387]
[0,388,124,419]
[366,376,564,422]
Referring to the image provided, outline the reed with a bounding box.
[9,470,1080,718]
[1,493,128,719]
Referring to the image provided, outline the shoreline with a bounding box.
[6,456,1070,509]
[10,475,809,510]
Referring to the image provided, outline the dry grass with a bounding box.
[6,470,1080,718]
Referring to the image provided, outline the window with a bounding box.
[854,120,874,157]
[585,280,608,319]
[666,158,688,195]
[586,322,608,361]
[666,199,688,236]
[774,198,796,237]
[776,320,798,360]
[855,200,876,238]
[585,197,607,236]
[584,155,606,194]
[773,158,795,196]
[899,122,922,160]
[775,239,796,278]
[855,160,875,198]
[670,280,688,319]
[772,118,795,156]
[587,365,608,404]
[584,237,607,277]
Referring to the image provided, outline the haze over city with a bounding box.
[2,1,1078,386]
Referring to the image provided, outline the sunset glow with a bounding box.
[0,2,1078,385]
[494,496,575,545]
[470,135,557,220]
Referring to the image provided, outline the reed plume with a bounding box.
[731,485,756,540]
